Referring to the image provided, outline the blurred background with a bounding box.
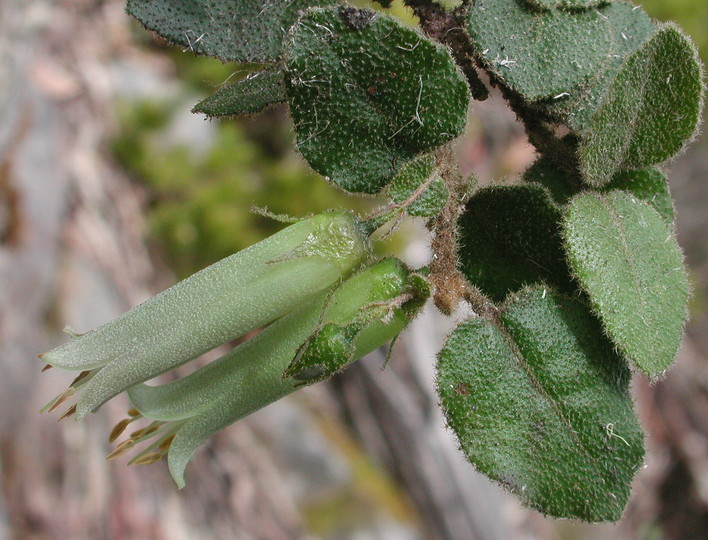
[0,1,705,538]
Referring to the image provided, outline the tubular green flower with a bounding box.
[41,212,370,419]
[116,258,429,487]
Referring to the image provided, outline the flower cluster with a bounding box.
[42,213,428,487]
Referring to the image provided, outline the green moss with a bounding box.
[113,103,379,277]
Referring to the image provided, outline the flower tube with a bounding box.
[41,212,370,418]
[116,258,429,487]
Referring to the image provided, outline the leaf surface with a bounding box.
[286,7,470,193]
[534,1,656,133]
[525,0,608,8]
[458,185,573,302]
[467,0,611,100]
[386,154,448,217]
[603,168,674,225]
[437,287,644,521]
[524,159,674,225]
[578,24,704,186]
[192,67,286,118]
[563,191,688,375]
[126,0,337,63]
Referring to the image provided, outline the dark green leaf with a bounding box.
[437,287,644,521]
[126,0,337,63]
[533,1,656,133]
[286,7,470,193]
[563,191,689,375]
[579,24,704,186]
[458,185,573,302]
[467,0,611,100]
[192,67,285,118]
[386,154,448,218]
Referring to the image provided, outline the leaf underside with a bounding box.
[437,287,644,521]
[126,0,338,63]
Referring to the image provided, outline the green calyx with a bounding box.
[283,257,430,384]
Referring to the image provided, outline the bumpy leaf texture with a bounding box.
[467,0,611,100]
[533,1,656,133]
[524,158,674,225]
[457,185,573,302]
[523,156,583,205]
[285,7,470,193]
[603,168,674,225]
[126,0,338,62]
[386,154,448,217]
[563,191,689,376]
[524,0,609,9]
[579,24,704,186]
[192,67,286,118]
[437,287,644,521]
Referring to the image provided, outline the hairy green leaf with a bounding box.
[563,191,689,375]
[192,67,286,118]
[467,0,611,100]
[534,1,656,133]
[458,185,573,302]
[286,7,470,193]
[386,154,448,217]
[126,0,337,63]
[524,0,609,8]
[579,24,704,186]
[603,168,674,225]
[437,287,644,521]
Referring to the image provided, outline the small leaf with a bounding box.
[578,24,704,186]
[286,7,470,193]
[467,0,612,99]
[457,185,573,302]
[192,67,286,118]
[563,191,689,375]
[603,168,674,225]
[386,154,448,218]
[437,287,644,521]
[533,1,656,133]
[126,0,337,63]
[524,0,609,9]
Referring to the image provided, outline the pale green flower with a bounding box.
[41,213,429,487]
